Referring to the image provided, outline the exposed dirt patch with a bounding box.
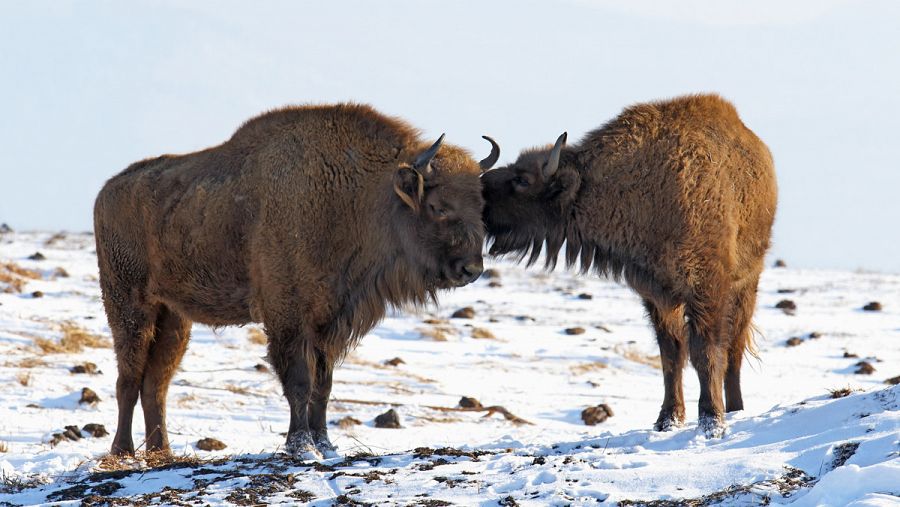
[785,337,803,347]
[855,361,876,375]
[775,299,797,314]
[384,357,405,366]
[885,375,900,385]
[196,438,227,451]
[374,409,402,428]
[862,301,882,312]
[451,307,475,319]
[564,326,585,335]
[71,362,101,374]
[581,404,614,425]
[79,387,101,405]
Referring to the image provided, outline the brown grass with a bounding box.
[96,450,207,472]
[828,386,861,399]
[16,372,31,387]
[1,262,43,293]
[570,361,609,375]
[0,441,8,453]
[615,344,661,369]
[247,327,267,345]
[417,326,451,342]
[10,357,48,369]
[470,327,496,340]
[223,384,251,396]
[34,322,111,354]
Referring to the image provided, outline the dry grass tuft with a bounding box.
[417,326,451,342]
[570,361,609,375]
[224,384,250,396]
[0,441,8,453]
[34,322,111,354]
[615,344,661,369]
[828,386,861,399]
[16,372,31,387]
[247,327,267,346]
[96,450,205,472]
[13,357,48,369]
[1,262,43,293]
[470,327,496,340]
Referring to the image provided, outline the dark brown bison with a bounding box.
[94,104,497,458]
[481,94,777,437]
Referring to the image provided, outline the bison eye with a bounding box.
[513,176,530,190]
[429,203,448,218]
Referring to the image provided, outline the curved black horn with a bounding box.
[542,131,567,179]
[479,135,500,172]
[413,133,445,175]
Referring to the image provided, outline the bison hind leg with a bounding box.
[724,280,760,413]
[644,299,688,432]
[140,305,192,453]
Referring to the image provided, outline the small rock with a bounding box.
[458,396,483,409]
[808,332,822,339]
[70,363,99,375]
[31,291,44,299]
[855,361,876,375]
[785,337,803,347]
[374,409,402,429]
[581,404,614,426]
[777,288,796,294]
[79,387,101,405]
[577,293,593,300]
[384,357,405,367]
[773,259,787,268]
[862,302,882,312]
[482,269,501,279]
[451,307,475,319]
[196,437,227,451]
[27,252,46,261]
[254,363,269,373]
[843,351,859,358]
[82,423,109,437]
[335,416,362,429]
[884,375,900,385]
[565,327,586,335]
[775,299,796,314]
[53,267,70,278]
[488,281,502,288]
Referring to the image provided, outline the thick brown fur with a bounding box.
[482,94,777,436]
[95,103,486,457]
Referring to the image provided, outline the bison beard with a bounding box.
[94,103,490,459]
[482,94,777,437]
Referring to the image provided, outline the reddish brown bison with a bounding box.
[482,94,777,436]
[94,104,497,458]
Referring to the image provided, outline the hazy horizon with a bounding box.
[2,0,898,273]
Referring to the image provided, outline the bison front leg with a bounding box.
[268,331,320,460]
[308,351,338,458]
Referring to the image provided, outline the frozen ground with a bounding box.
[0,231,898,505]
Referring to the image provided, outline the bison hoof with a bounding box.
[653,409,685,432]
[314,431,339,459]
[697,415,726,438]
[285,431,323,460]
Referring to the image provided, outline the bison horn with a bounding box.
[542,131,567,179]
[414,133,445,175]
[479,135,500,172]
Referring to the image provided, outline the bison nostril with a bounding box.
[463,262,483,281]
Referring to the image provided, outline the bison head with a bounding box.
[481,132,582,266]
[393,135,499,288]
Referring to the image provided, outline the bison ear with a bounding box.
[552,169,581,208]
[393,165,425,212]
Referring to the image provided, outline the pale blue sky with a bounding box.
[1,0,898,272]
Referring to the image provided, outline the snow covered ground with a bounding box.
[0,230,898,505]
